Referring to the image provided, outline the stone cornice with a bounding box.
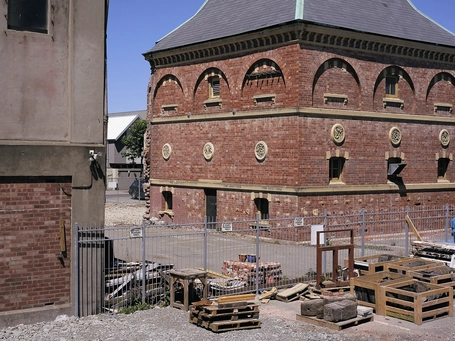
[144,22,455,69]
[149,178,455,196]
[150,107,455,126]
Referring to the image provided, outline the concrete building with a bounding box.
[107,110,147,190]
[0,0,108,326]
[143,0,455,224]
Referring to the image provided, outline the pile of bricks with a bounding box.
[221,260,282,285]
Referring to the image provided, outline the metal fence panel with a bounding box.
[76,204,452,315]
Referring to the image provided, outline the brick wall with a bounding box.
[0,181,71,312]
[146,42,455,221]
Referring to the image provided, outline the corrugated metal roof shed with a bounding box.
[107,114,139,141]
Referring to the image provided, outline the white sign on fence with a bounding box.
[129,227,143,238]
[221,222,233,232]
[294,217,304,227]
[310,225,325,245]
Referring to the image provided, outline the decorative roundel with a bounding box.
[331,124,345,144]
[389,127,402,146]
[162,143,172,160]
[439,129,450,147]
[255,141,268,161]
[203,142,214,161]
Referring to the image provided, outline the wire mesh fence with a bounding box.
[75,204,454,316]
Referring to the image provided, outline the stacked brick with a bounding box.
[221,260,282,285]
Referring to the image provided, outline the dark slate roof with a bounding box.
[147,0,455,54]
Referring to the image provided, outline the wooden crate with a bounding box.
[350,272,410,313]
[385,258,441,276]
[408,266,455,297]
[379,278,453,325]
[344,254,409,275]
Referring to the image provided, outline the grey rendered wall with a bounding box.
[0,0,107,326]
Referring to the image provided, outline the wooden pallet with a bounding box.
[206,318,261,332]
[296,314,373,331]
[189,301,261,332]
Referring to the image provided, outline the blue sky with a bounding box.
[106,0,455,114]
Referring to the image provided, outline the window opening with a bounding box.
[438,158,450,181]
[254,198,269,221]
[7,0,48,33]
[329,157,345,183]
[209,77,220,98]
[163,191,173,211]
[385,76,398,97]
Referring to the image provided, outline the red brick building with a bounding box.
[143,0,455,224]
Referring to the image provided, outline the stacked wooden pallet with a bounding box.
[189,294,261,332]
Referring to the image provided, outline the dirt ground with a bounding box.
[259,299,455,341]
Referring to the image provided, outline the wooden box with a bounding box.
[385,258,440,276]
[350,271,410,313]
[408,266,455,297]
[380,278,453,325]
[344,254,409,275]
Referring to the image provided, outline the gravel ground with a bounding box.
[0,203,450,340]
[0,304,380,341]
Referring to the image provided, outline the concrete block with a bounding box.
[323,299,357,322]
[300,298,324,317]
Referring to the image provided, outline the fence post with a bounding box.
[323,210,327,278]
[255,213,260,295]
[405,206,409,256]
[74,222,79,317]
[361,208,365,257]
[204,216,208,271]
[141,219,146,304]
[445,203,449,243]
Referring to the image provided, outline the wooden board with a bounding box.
[207,318,261,332]
[216,293,255,304]
[296,314,373,331]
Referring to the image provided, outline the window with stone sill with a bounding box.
[385,76,398,98]
[208,76,220,99]
[438,158,450,182]
[159,191,173,217]
[329,157,345,184]
[8,0,48,34]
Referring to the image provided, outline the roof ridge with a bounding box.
[295,0,304,20]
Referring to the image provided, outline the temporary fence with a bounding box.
[75,204,453,316]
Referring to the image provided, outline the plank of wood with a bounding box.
[276,283,309,298]
[216,293,256,304]
[406,215,422,241]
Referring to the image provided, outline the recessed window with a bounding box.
[209,77,220,98]
[438,158,450,181]
[8,0,48,34]
[163,191,173,212]
[329,157,345,183]
[385,76,398,97]
[254,198,269,222]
